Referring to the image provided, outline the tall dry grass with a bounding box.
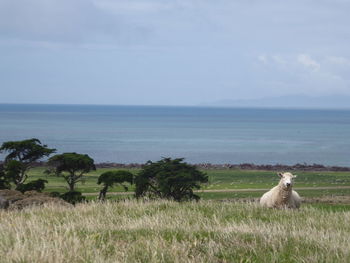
[0,200,349,263]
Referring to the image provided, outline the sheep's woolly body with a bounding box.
[260,175,301,209]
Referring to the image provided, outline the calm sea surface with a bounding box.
[0,104,350,166]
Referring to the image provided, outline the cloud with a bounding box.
[1,0,350,105]
[297,54,320,72]
[255,53,350,96]
[0,0,152,45]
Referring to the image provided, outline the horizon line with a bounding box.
[1,102,350,111]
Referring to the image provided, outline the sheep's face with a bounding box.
[278,172,297,189]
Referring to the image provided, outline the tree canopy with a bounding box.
[0,138,56,187]
[48,152,95,192]
[97,170,133,200]
[134,158,208,201]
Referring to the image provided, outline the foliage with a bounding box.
[60,191,86,205]
[97,170,133,200]
[0,138,55,187]
[135,158,208,201]
[47,152,95,192]
[0,164,11,189]
[16,179,48,193]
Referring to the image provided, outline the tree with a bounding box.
[0,138,56,188]
[134,158,208,202]
[47,152,95,192]
[97,170,133,201]
[0,164,11,190]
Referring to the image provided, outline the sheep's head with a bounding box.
[278,172,297,189]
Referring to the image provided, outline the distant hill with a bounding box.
[202,95,350,109]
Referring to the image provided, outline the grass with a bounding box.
[3,168,350,262]
[25,167,350,204]
[28,167,350,191]
[1,200,350,262]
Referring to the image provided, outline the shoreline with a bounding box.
[94,162,350,171]
[8,161,349,171]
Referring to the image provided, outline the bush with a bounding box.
[60,191,86,205]
[16,179,48,193]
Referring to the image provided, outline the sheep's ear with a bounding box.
[277,173,283,178]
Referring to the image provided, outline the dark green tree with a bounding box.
[47,152,95,192]
[97,170,133,201]
[0,164,11,189]
[0,138,56,188]
[134,158,208,202]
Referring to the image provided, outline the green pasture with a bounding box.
[26,167,350,203]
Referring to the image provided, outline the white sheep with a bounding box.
[260,172,301,209]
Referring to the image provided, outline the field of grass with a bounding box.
[3,167,350,262]
[1,200,350,262]
[27,167,350,203]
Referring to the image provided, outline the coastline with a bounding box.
[7,161,349,172]
[94,162,350,171]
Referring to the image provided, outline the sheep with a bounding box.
[260,172,301,209]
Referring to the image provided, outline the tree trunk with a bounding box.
[69,182,75,192]
[99,185,108,201]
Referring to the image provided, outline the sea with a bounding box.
[0,104,350,166]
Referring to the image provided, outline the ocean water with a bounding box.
[0,104,350,166]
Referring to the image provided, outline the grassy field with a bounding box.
[2,168,350,262]
[26,167,350,203]
[1,200,350,262]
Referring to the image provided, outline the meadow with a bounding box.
[2,167,350,262]
[27,167,350,204]
[1,200,350,263]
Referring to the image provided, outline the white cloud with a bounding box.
[297,54,320,72]
[255,52,350,96]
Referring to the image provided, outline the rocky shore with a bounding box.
[95,162,350,171]
[2,161,349,172]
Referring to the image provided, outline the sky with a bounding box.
[0,0,350,106]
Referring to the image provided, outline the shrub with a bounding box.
[16,179,48,193]
[60,191,86,205]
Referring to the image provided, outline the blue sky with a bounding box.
[1,0,350,106]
